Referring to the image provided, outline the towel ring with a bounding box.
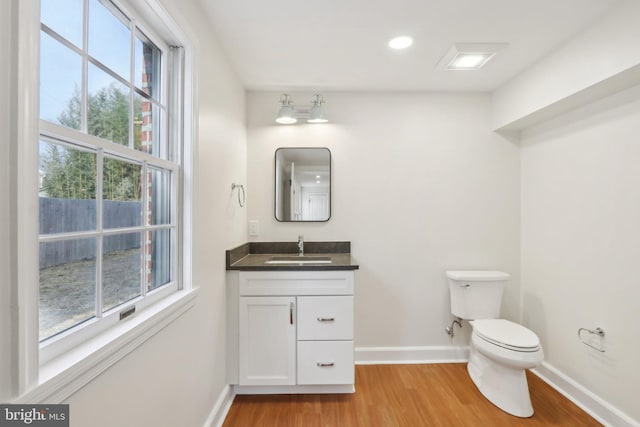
[231,183,245,207]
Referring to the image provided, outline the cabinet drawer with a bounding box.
[297,296,353,340]
[297,341,354,385]
[239,271,354,296]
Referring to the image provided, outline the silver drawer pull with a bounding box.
[316,362,335,367]
[317,317,335,322]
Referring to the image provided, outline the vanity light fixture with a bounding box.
[436,43,508,71]
[275,93,329,124]
[308,94,328,123]
[275,94,297,124]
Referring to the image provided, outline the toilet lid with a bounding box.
[472,319,540,350]
[446,271,510,281]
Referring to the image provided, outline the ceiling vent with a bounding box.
[436,43,508,70]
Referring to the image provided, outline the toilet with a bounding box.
[446,270,544,418]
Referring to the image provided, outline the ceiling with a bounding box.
[199,0,621,92]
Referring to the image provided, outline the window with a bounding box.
[38,0,182,361]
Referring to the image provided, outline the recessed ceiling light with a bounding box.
[388,36,413,50]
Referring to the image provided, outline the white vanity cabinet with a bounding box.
[228,270,355,394]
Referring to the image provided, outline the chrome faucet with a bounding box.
[297,235,304,256]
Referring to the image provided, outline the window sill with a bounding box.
[13,287,199,404]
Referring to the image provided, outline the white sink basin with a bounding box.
[264,255,332,265]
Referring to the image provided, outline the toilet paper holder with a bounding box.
[578,327,605,353]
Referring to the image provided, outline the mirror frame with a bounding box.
[274,147,331,222]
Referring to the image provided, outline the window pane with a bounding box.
[103,157,142,228]
[147,229,171,291]
[135,33,161,101]
[41,0,83,48]
[39,141,97,234]
[148,167,171,225]
[134,95,164,156]
[40,238,97,341]
[103,233,141,312]
[40,31,82,127]
[88,63,130,145]
[88,0,131,80]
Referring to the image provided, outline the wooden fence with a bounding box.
[39,198,142,269]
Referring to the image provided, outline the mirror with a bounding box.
[275,147,331,222]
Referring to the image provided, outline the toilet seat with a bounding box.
[471,319,540,352]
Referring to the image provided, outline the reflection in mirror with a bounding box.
[275,147,330,222]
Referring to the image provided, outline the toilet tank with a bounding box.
[446,271,510,320]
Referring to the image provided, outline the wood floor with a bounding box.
[222,364,601,427]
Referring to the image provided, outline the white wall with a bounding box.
[492,0,640,131]
[520,85,640,423]
[1,0,247,425]
[246,92,520,352]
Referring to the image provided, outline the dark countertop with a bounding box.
[226,241,359,271]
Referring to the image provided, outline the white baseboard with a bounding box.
[234,384,355,395]
[354,345,469,365]
[531,362,639,427]
[203,384,235,427]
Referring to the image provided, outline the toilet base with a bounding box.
[467,343,534,418]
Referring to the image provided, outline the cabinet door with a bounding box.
[239,296,296,385]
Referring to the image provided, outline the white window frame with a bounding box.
[37,128,180,364]
[11,0,198,403]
